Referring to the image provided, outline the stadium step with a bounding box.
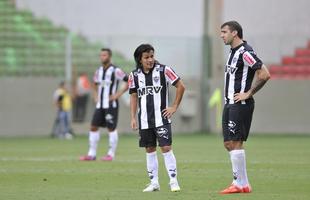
[270,39,310,80]
[0,0,133,76]
[295,48,310,57]
[282,56,310,65]
[269,65,310,79]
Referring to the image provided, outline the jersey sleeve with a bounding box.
[93,69,100,84]
[242,51,263,70]
[128,72,137,94]
[53,89,63,103]
[53,90,60,102]
[115,68,128,82]
[164,66,180,86]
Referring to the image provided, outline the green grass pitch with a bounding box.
[0,133,309,200]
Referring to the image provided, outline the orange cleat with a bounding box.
[220,184,243,194]
[242,185,252,193]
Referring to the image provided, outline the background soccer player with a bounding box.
[219,21,270,194]
[80,48,128,161]
[129,44,185,192]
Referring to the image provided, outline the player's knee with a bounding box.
[108,128,115,132]
[146,147,156,153]
[224,141,243,151]
[224,141,232,151]
[90,126,99,132]
[160,146,171,153]
[232,141,243,150]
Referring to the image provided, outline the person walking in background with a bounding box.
[79,48,128,161]
[73,72,91,123]
[219,21,270,194]
[52,81,74,139]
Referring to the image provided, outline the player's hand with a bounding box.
[109,94,119,101]
[131,118,138,131]
[93,96,98,103]
[162,106,177,119]
[234,92,252,103]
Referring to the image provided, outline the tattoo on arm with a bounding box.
[250,79,267,96]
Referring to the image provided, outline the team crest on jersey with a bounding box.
[156,66,164,72]
[232,57,238,64]
[153,76,160,83]
[133,70,140,76]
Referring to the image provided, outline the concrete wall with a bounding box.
[0,77,57,136]
[0,78,202,136]
[3,1,309,135]
[15,0,205,79]
[250,80,310,134]
[16,0,310,65]
[223,0,310,64]
[1,78,309,136]
[207,79,310,134]
[15,0,204,38]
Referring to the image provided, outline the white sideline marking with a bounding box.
[0,157,145,163]
[0,157,308,165]
[0,157,227,163]
[0,157,74,162]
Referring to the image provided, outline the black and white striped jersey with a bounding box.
[93,65,128,109]
[224,41,263,104]
[128,63,180,130]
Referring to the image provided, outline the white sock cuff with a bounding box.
[230,149,245,155]
[89,131,100,140]
[162,150,173,156]
[109,130,118,140]
[109,129,118,135]
[146,151,157,156]
[90,130,100,134]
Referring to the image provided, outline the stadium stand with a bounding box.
[269,41,310,79]
[0,0,133,76]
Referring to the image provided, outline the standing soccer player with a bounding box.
[80,48,128,161]
[129,44,185,192]
[219,21,270,194]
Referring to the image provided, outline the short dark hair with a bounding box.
[134,44,154,68]
[221,21,243,39]
[101,48,112,56]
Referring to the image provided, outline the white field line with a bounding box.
[0,157,229,164]
[0,157,143,163]
[0,157,308,164]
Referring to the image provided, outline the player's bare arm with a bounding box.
[130,92,138,130]
[92,82,99,103]
[234,64,270,102]
[162,80,186,118]
[109,82,129,101]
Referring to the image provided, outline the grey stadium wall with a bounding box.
[0,78,309,136]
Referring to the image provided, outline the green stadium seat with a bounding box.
[0,0,133,76]
[4,47,18,70]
